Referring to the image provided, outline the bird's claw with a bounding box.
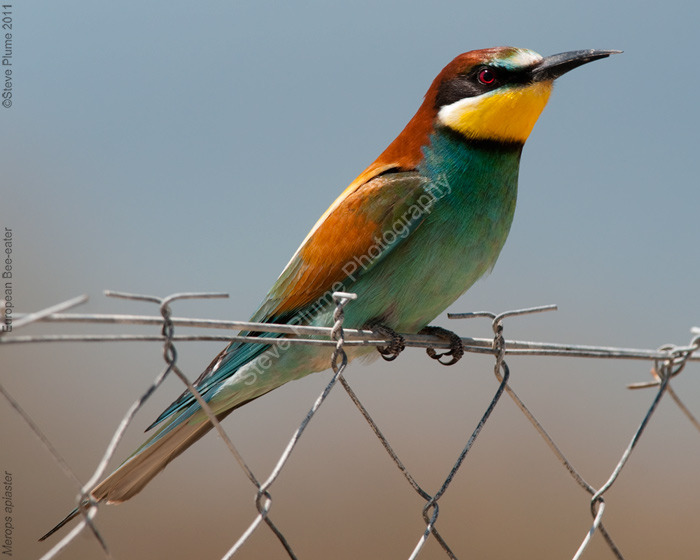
[419,326,464,366]
[365,321,406,361]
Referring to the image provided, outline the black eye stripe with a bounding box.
[434,66,532,109]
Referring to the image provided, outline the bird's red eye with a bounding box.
[478,67,497,85]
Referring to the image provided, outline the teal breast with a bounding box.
[345,128,522,331]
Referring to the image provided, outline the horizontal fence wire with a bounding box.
[1,291,699,560]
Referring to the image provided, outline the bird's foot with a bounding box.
[365,321,406,361]
[419,326,464,366]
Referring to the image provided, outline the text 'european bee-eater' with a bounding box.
[41,46,619,541]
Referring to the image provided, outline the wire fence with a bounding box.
[1,291,699,560]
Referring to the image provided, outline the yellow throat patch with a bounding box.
[438,81,553,144]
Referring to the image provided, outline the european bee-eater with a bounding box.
[41,46,617,540]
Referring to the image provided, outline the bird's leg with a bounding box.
[419,326,464,366]
[364,320,406,361]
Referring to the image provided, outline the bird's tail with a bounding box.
[39,337,275,542]
[39,405,234,541]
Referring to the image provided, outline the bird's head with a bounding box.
[430,47,619,144]
[355,47,619,187]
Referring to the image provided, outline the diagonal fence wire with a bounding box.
[406,308,514,559]
[571,333,700,560]
[453,310,625,559]
[221,291,357,560]
[1,292,699,559]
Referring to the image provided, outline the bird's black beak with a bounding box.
[531,49,621,82]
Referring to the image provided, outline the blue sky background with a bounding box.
[2,1,699,558]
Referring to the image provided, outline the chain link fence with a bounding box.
[2,291,699,559]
